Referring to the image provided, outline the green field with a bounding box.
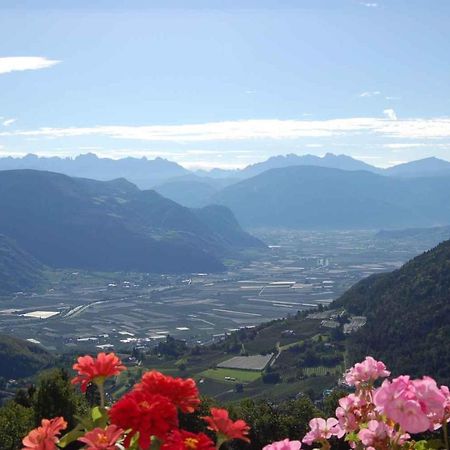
[200,367,262,383]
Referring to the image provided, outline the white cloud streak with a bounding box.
[2,116,450,142]
[2,118,16,126]
[359,90,381,97]
[0,57,60,75]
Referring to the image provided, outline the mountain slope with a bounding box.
[334,240,450,384]
[241,153,380,178]
[0,235,46,295]
[385,157,450,177]
[0,170,261,274]
[0,334,54,378]
[211,166,450,229]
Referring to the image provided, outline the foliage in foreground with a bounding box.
[19,353,450,450]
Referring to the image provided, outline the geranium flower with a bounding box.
[202,408,250,443]
[302,418,343,445]
[161,430,216,450]
[78,425,123,450]
[109,389,178,449]
[72,352,125,392]
[263,438,302,450]
[345,356,390,388]
[374,375,446,433]
[22,417,67,450]
[135,370,200,413]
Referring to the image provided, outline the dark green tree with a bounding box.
[33,368,87,429]
[0,401,34,450]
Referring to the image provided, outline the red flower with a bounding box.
[161,430,216,450]
[109,389,178,449]
[135,370,200,413]
[78,425,123,450]
[22,416,67,450]
[202,408,250,443]
[72,352,125,392]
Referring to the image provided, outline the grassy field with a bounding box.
[200,367,262,383]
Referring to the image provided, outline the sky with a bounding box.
[1,0,450,169]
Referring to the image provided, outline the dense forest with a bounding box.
[335,239,450,384]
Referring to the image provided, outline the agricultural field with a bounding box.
[200,368,262,383]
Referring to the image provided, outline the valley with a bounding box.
[0,229,438,353]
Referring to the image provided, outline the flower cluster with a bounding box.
[297,356,450,450]
[21,353,450,450]
[22,352,250,450]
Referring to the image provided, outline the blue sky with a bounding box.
[1,0,450,169]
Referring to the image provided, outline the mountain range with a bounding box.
[334,238,450,385]
[2,153,450,193]
[0,170,263,276]
[211,165,450,229]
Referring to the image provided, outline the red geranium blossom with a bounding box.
[202,408,250,443]
[22,416,67,450]
[78,425,123,450]
[161,430,216,450]
[72,352,125,392]
[109,389,178,449]
[135,370,200,413]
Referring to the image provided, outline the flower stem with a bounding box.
[98,383,105,409]
[443,419,449,450]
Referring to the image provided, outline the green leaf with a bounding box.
[57,427,85,448]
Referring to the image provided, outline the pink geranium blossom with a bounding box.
[374,375,446,433]
[263,439,302,450]
[345,356,390,387]
[302,418,343,445]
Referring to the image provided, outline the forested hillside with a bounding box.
[0,235,45,295]
[334,239,450,384]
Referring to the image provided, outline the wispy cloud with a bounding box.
[359,90,381,97]
[0,57,60,75]
[3,115,450,142]
[2,118,16,127]
[360,2,378,7]
[385,96,401,100]
[383,109,397,120]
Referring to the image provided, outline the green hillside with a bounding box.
[0,170,262,274]
[0,235,46,295]
[334,239,450,384]
[0,334,54,379]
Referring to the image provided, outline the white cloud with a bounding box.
[385,96,401,100]
[361,2,378,7]
[0,57,60,75]
[359,90,381,97]
[383,109,397,120]
[3,116,450,143]
[2,118,16,127]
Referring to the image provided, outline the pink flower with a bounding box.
[22,417,67,450]
[441,385,450,420]
[302,418,343,445]
[263,439,302,450]
[335,393,366,433]
[413,377,446,428]
[78,425,123,450]
[374,375,446,433]
[345,356,390,388]
[358,420,389,447]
